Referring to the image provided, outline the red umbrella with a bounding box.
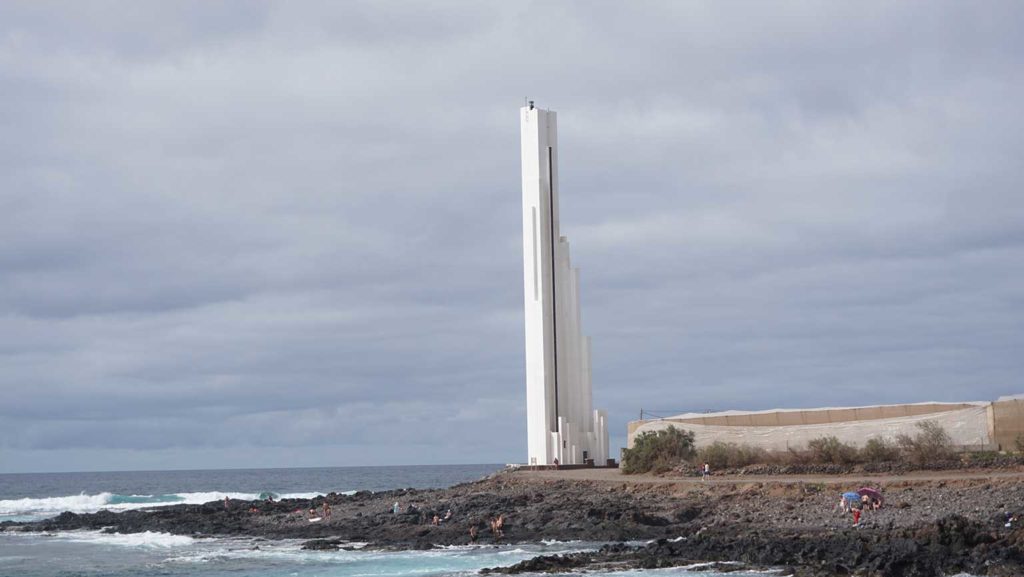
[857,487,883,506]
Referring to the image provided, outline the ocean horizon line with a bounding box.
[0,462,507,477]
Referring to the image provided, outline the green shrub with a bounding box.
[1015,433,1024,453]
[696,442,767,469]
[861,437,900,462]
[622,426,696,474]
[967,451,1001,464]
[807,436,860,464]
[896,420,954,464]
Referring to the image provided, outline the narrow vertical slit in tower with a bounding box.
[531,207,540,301]
[548,145,559,430]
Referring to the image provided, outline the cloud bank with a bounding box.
[1,1,1022,472]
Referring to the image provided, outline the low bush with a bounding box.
[622,426,696,474]
[967,451,1002,464]
[761,446,813,466]
[626,421,964,474]
[896,420,954,464]
[961,452,1024,469]
[861,437,900,462]
[807,436,860,464]
[695,442,767,470]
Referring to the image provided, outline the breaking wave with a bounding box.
[57,530,196,548]
[0,490,344,520]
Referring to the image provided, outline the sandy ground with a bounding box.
[512,466,1024,532]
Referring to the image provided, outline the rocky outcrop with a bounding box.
[485,517,1024,577]
[5,472,1024,576]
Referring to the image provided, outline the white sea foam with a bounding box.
[57,530,195,548]
[679,563,718,570]
[600,566,764,577]
[0,493,116,516]
[540,538,582,545]
[157,491,263,507]
[432,544,482,551]
[165,542,374,565]
[279,491,327,499]
[0,490,339,519]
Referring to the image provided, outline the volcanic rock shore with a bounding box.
[5,469,1024,576]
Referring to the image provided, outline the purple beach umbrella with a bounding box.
[857,487,883,506]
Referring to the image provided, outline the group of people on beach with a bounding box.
[431,508,453,526]
[392,501,459,527]
[303,501,331,521]
[838,488,883,527]
[489,514,504,539]
[391,500,503,541]
[468,514,503,541]
[232,495,505,537]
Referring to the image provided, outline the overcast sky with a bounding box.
[1,1,1022,473]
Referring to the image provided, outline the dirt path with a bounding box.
[515,466,1024,486]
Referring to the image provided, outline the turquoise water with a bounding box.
[0,531,775,577]
[0,465,502,522]
[0,465,777,577]
[0,533,593,577]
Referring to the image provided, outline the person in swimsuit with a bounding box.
[851,497,865,527]
[839,492,861,513]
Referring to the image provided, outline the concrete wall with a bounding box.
[992,399,1024,450]
[664,403,979,428]
[626,402,1001,452]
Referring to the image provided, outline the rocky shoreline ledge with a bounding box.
[484,516,1024,577]
[4,469,1024,576]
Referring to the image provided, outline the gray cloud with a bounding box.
[1,1,1022,472]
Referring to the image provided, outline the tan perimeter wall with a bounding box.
[992,399,1024,450]
[665,403,978,428]
[627,404,997,452]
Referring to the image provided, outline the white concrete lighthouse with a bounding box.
[520,103,609,466]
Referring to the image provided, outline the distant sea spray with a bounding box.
[0,491,337,522]
[0,464,504,523]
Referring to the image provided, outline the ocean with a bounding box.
[0,465,774,577]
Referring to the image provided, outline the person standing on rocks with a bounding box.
[490,515,504,540]
[702,462,710,480]
[851,498,865,527]
[839,491,860,513]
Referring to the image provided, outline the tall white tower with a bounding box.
[521,103,608,466]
